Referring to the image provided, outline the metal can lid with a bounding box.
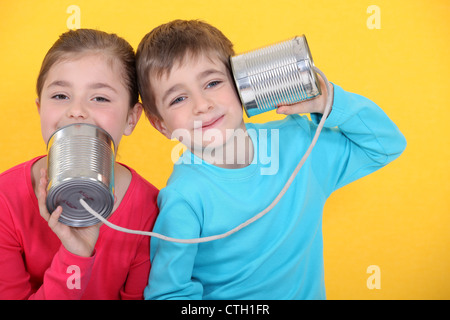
[46,178,114,227]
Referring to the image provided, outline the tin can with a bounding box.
[230,35,321,117]
[46,123,115,227]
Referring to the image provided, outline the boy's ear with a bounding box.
[123,102,143,136]
[148,114,172,139]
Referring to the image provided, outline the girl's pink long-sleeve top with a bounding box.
[0,156,159,299]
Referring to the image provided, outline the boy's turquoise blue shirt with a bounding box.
[144,84,406,300]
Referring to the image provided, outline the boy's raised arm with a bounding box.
[305,83,407,195]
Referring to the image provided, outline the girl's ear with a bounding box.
[123,102,143,136]
[148,114,172,139]
[36,98,41,114]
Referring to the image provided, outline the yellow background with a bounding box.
[0,0,448,299]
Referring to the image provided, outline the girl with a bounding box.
[0,29,159,299]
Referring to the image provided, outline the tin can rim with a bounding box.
[46,123,115,151]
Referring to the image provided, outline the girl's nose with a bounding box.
[66,101,88,120]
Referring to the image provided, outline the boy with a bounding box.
[136,20,406,299]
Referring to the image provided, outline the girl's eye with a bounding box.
[206,80,221,89]
[92,96,110,102]
[52,94,69,100]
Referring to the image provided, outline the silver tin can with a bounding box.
[46,123,115,227]
[230,35,321,117]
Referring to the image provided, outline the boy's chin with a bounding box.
[192,139,226,152]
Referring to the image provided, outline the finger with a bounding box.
[276,104,307,115]
[37,174,51,222]
[40,168,48,187]
[276,105,295,115]
[47,205,63,230]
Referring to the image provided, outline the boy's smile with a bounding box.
[151,53,252,166]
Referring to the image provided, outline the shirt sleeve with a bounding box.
[144,188,203,300]
[118,237,151,300]
[0,195,96,300]
[307,83,407,195]
[118,175,159,300]
[119,207,157,300]
[32,246,96,300]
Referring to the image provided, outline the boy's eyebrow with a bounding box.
[161,69,226,104]
[197,69,225,79]
[161,84,184,105]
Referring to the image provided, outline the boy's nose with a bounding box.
[193,93,213,115]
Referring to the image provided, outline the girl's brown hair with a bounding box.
[136,20,235,119]
[36,28,138,107]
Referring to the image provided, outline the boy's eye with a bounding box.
[170,96,186,106]
[206,80,221,88]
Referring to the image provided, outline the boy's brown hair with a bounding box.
[136,19,235,119]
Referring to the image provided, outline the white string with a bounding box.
[80,66,333,244]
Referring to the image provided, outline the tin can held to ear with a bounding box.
[46,123,115,227]
[230,35,321,117]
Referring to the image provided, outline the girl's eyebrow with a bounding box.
[46,80,118,93]
[46,80,71,89]
[88,82,118,93]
